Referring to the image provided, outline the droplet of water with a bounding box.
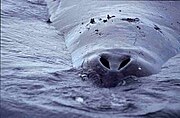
[75,97,84,103]
[78,73,88,81]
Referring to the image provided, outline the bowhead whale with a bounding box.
[45,0,180,87]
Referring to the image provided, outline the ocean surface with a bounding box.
[1,0,180,118]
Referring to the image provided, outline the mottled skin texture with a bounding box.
[46,0,180,87]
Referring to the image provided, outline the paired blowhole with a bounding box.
[99,56,131,70]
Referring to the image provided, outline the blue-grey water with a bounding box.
[1,0,180,118]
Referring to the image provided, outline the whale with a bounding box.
[45,0,180,87]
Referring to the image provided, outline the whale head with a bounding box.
[82,49,161,87]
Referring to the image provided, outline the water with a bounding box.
[1,0,180,118]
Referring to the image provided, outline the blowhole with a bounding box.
[99,57,110,69]
[118,58,131,70]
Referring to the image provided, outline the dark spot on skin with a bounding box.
[171,23,173,25]
[99,33,102,36]
[103,20,107,23]
[177,21,180,24]
[107,15,115,20]
[121,18,140,22]
[95,29,99,34]
[81,22,84,25]
[119,10,122,12]
[107,15,111,20]
[46,19,52,23]
[154,25,160,30]
[99,18,102,21]
[90,18,95,24]
[79,32,81,33]
[136,26,141,30]
[87,28,90,30]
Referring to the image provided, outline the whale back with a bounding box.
[45,0,180,67]
[46,0,180,33]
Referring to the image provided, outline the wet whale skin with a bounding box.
[46,0,180,87]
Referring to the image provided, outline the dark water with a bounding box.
[1,0,180,118]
